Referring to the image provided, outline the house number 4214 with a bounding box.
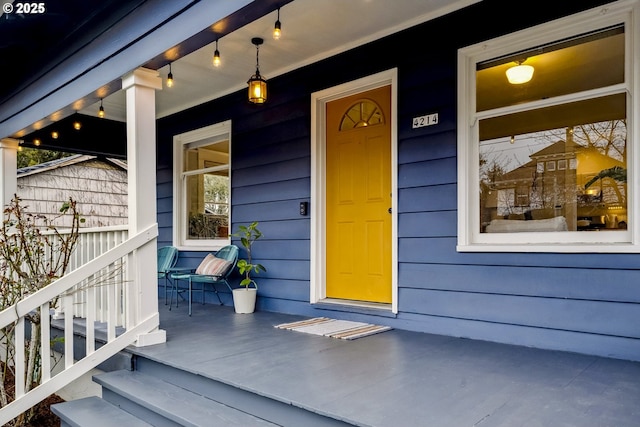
[412,113,439,129]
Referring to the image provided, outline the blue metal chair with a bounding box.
[170,245,239,316]
[157,246,179,304]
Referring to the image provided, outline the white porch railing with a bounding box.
[0,223,158,426]
[62,225,129,323]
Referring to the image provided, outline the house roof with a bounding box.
[0,0,148,105]
[17,154,127,178]
[530,140,581,159]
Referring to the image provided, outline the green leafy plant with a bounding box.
[584,166,627,189]
[233,222,266,289]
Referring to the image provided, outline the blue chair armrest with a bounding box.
[169,267,195,279]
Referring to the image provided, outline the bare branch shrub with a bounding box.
[0,195,83,426]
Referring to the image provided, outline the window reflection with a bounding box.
[183,140,230,240]
[480,119,627,233]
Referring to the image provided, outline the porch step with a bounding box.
[133,357,355,426]
[51,396,153,427]
[94,370,278,426]
[52,356,354,426]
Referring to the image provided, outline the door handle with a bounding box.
[388,207,392,214]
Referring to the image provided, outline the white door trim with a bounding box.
[310,68,398,313]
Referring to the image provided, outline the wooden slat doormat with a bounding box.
[274,317,392,340]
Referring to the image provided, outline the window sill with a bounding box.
[176,239,230,252]
[457,243,640,253]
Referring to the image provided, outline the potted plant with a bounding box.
[232,221,266,313]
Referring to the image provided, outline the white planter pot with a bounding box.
[232,288,257,313]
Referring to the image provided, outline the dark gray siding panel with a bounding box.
[233,157,309,187]
[232,178,309,205]
[156,158,173,248]
[394,311,640,361]
[398,184,457,212]
[399,288,639,338]
[399,211,457,237]
[156,0,639,360]
[233,200,308,223]
[399,157,456,188]
[401,237,640,270]
[400,263,640,303]
[398,131,457,164]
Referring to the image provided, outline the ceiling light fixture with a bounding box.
[167,63,174,88]
[33,138,41,146]
[73,120,82,130]
[98,98,105,118]
[273,8,282,40]
[213,39,221,67]
[506,60,534,84]
[51,131,59,139]
[247,37,267,104]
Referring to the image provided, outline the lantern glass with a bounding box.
[248,76,267,104]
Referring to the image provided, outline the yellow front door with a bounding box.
[325,86,391,303]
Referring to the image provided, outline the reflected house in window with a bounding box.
[484,138,626,231]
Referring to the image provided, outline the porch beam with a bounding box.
[122,68,165,347]
[0,138,19,207]
[0,0,255,139]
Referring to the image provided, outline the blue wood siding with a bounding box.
[156,0,640,360]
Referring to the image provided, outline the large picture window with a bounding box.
[173,121,231,250]
[457,2,638,252]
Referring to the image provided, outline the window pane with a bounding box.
[476,26,624,112]
[480,114,627,233]
[186,172,229,239]
[184,140,229,172]
[183,139,230,240]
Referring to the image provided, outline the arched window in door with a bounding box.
[339,99,385,130]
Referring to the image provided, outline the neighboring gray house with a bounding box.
[17,154,128,228]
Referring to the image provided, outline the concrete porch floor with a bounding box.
[126,299,640,427]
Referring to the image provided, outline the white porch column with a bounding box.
[0,138,19,207]
[122,68,165,346]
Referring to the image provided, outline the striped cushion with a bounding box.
[195,254,233,276]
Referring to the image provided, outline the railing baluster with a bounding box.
[15,317,25,398]
[86,282,95,355]
[64,294,74,369]
[40,302,51,383]
[119,230,127,326]
[108,274,117,342]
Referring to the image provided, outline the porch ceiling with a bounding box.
[3,0,478,156]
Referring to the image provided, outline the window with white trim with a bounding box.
[457,1,638,252]
[173,121,231,250]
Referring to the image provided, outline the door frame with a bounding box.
[310,68,398,313]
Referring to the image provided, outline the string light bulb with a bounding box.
[273,8,282,40]
[73,120,82,130]
[34,138,41,146]
[213,40,221,67]
[98,98,105,118]
[167,63,174,88]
